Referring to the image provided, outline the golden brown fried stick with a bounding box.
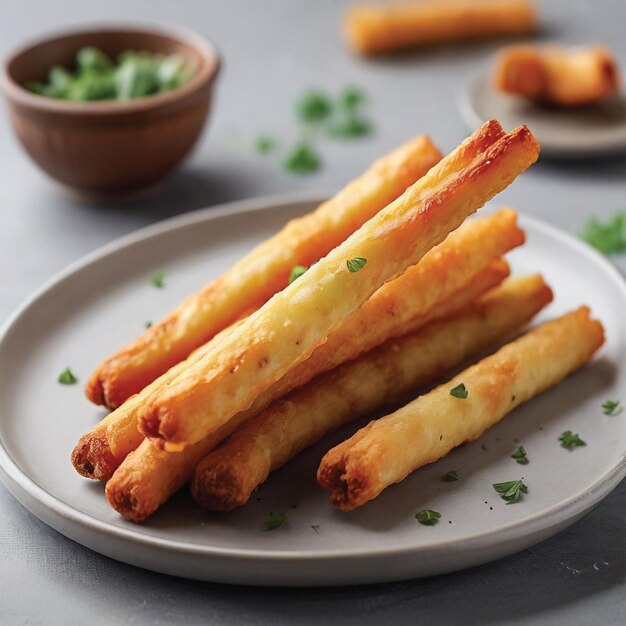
[192,275,553,512]
[345,0,536,56]
[235,209,524,425]
[72,316,249,480]
[494,44,620,107]
[106,259,509,522]
[86,135,442,409]
[74,207,524,481]
[318,307,605,510]
[139,122,539,450]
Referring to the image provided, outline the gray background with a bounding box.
[1,1,624,624]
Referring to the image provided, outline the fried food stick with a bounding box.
[234,209,524,426]
[318,307,605,510]
[86,135,442,409]
[74,207,524,481]
[494,44,620,107]
[139,122,539,450]
[72,317,249,480]
[106,260,509,521]
[345,0,536,56]
[192,275,553,512]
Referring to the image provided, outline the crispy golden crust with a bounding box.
[86,136,442,409]
[109,262,510,521]
[192,274,553,512]
[73,207,523,482]
[345,0,536,55]
[71,316,250,480]
[494,44,620,107]
[105,409,262,522]
[104,259,511,521]
[318,307,604,510]
[230,209,525,431]
[105,216,522,521]
[139,123,539,450]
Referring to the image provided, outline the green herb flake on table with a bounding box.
[58,367,78,385]
[579,213,626,255]
[602,400,621,415]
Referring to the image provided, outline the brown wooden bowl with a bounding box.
[1,24,220,195]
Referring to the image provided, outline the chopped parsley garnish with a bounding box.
[258,86,373,174]
[289,265,307,284]
[24,47,192,102]
[327,86,372,139]
[442,470,460,482]
[450,383,468,399]
[264,511,288,531]
[346,257,367,273]
[297,91,333,124]
[310,524,320,535]
[602,400,621,415]
[559,430,586,450]
[145,321,153,329]
[58,367,78,384]
[255,135,277,154]
[327,116,372,139]
[511,446,529,464]
[579,213,626,255]
[339,86,366,111]
[150,271,166,288]
[284,142,320,174]
[492,479,528,503]
[415,509,441,526]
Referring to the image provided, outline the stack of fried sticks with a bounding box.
[71,120,604,521]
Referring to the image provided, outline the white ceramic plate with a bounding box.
[0,195,625,587]
[458,71,626,158]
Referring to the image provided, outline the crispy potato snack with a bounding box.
[139,122,539,450]
[74,207,523,482]
[235,209,524,425]
[318,307,605,510]
[86,135,442,409]
[72,317,248,480]
[192,275,553,512]
[494,44,620,107]
[105,260,510,521]
[345,0,536,56]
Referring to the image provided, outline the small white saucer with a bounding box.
[458,70,626,159]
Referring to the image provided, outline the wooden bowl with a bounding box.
[1,24,220,195]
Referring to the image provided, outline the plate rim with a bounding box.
[1,192,625,566]
[457,70,626,158]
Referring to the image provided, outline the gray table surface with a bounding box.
[1,1,625,624]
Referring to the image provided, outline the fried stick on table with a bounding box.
[74,207,524,481]
[345,0,536,56]
[106,259,510,522]
[494,44,620,107]
[86,135,442,409]
[192,274,552,512]
[139,122,539,450]
[318,307,605,510]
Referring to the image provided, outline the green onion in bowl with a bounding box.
[25,46,193,101]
